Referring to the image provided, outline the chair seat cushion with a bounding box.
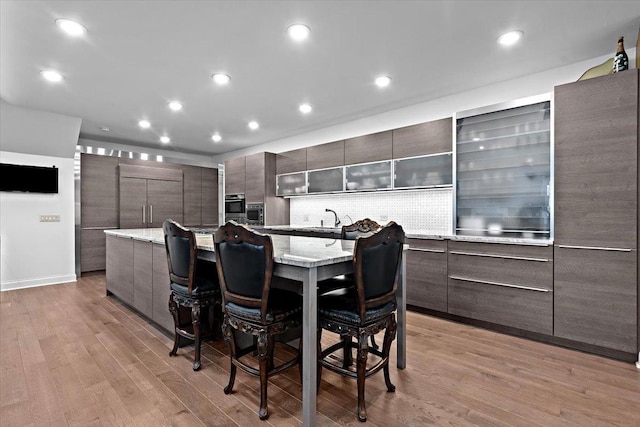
[171,274,220,297]
[225,288,302,324]
[319,290,396,326]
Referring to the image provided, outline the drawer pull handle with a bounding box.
[408,248,446,253]
[556,245,632,252]
[449,250,549,262]
[82,226,119,230]
[449,275,550,292]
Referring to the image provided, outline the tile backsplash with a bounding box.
[289,188,453,234]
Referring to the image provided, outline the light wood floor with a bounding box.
[1,273,639,426]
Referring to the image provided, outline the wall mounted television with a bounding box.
[0,163,59,193]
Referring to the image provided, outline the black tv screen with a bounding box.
[0,163,59,193]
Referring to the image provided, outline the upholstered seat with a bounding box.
[163,219,221,371]
[214,221,303,420]
[317,221,404,422]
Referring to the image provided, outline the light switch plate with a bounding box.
[40,215,60,222]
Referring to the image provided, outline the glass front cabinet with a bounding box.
[276,172,307,196]
[345,160,392,191]
[307,167,344,194]
[393,153,453,189]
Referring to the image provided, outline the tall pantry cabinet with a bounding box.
[553,69,638,356]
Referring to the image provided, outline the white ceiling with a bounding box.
[1,1,638,156]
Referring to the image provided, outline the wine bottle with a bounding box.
[612,36,629,73]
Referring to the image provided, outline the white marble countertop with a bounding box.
[105,228,355,268]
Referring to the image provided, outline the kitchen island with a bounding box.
[104,227,408,426]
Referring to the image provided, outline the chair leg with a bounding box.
[370,334,379,349]
[168,294,180,357]
[356,332,369,422]
[191,302,201,371]
[267,336,275,372]
[342,335,353,368]
[383,315,397,393]
[257,331,270,420]
[222,318,237,394]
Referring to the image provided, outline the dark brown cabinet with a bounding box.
[245,152,266,203]
[405,239,448,312]
[182,165,202,226]
[344,130,392,164]
[133,239,153,318]
[224,156,246,195]
[106,235,134,305]
[201,167,219,226]
[306,140,344,170]
[447,241,553,335]
[276,148,307,174]
[553,70,638,355]
[392,118,452,158]
[152,243,173,332]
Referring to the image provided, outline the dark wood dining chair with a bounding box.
[214,221,303,420]
[163,219,221,371]
[317,221,404,422]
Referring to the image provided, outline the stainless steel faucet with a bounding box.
[325,208,341,227]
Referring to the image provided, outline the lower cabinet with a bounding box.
[554,246,637,353]
[447,241,554,335]
[133,240,153,319]
[81,228,109,272]
[106,235,134,306]
[152,243,173,332]
[405,239,448,312]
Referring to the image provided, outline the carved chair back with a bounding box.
[163,219,197,295]
[341,218,382,240]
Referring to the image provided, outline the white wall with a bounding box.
[0,151,77,290]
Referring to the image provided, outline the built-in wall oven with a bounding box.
[246,203,264,226]
[224,194,246,222]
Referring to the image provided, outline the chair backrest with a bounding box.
[214,221,274,323]
[341,218,382,240]
[352,221,405,321]
[163,219,197,294]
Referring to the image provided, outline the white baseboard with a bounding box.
[0,274,77,291]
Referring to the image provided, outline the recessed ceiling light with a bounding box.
[138,120,151,129]
[299,103,312,114]
[287,24,310,41]
[168,101,183,111]
[211,133,222,143]
[99,126,110,132]
[375,75,391,88]
[212,73,231,85]
[40,69,63,83]
[497,30,523,46]
[160,136,170,144]
[248,121,259,130]
[55,18,86,37]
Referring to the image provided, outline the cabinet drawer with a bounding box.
[406,238,447,252]
[448,277,553,334]
[406,248,447,312]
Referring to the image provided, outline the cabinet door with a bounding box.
[245,153,265,203]
[81,154,119,227]
[201,167,219,226]
[106,235,134,305]
[182,165,202,226]
[225,157,246,195]
[147,179,183,227]
[406,240,447,312]
[554,247,637,353]
[554,71,638,248]
[152,243,173,332]
[392,118,452,158]
[344,130,392,164]
[119,177,147,228]
[133,240,153,318]
[307,141,344,170]
[276,148,307,174]
[81,228,107,272]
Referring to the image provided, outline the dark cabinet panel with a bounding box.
[276,148,307,174]
[106,235,134,305]
[225,157,246,195]
[306,141,344,170]
[554,71,638,249]
[146,179,183,227]
[201,167,219,226]
[245,152,266,203]
[344,130,392,164]
[119,177,148,228]
[392,118,452,158]
[182,165,202,226]
[406,239,448,312]
[133,240,153,318]
[81,229,107,272]
[152,243,173,332]
[554,247,637,353]
[81,154,119,227]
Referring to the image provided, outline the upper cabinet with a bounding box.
[392,118,452,158]
[81,153,119,228]
[201,167,219,226]
[245,152,266,203]
[344,130,392,164]
[394,153,452,189]
[182,165,202,226]
[306,140,344,170]
[225,156,246,195]
[276,148,307,174]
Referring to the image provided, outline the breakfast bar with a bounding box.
[104,228,407,426]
